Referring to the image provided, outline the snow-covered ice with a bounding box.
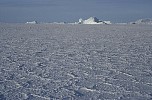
[0,23,152,100]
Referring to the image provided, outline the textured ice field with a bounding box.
[0,24,152,100]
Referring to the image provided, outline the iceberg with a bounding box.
[26,21,38,24]
[77,17,111,24]
[130,18,152,24]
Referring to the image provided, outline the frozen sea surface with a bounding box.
[0,24,152,100]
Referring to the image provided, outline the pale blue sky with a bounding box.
[0,0,152,23]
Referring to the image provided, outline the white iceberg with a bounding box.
[77,17,111,24]
[26,21,38,24]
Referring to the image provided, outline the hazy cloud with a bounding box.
[0,0,152,23]
[0,0,59,7]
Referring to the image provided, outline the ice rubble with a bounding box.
[1,23,152,100]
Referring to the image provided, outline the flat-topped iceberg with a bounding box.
[26,21,38,24]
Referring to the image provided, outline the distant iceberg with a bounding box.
[24,17,112,25]
[53,22,66,24]
[76,17,111,24]
[26,21,38,24]
[130,18,152,24]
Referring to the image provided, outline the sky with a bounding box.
[0,0,152,23]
